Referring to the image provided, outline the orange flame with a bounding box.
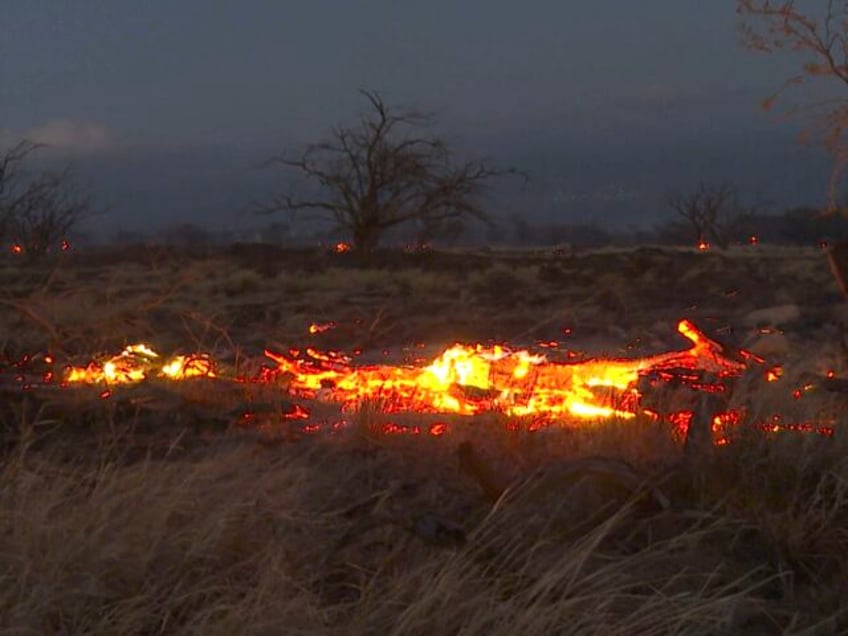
[66,345,215,383]
[64,320,742,424]
[161,354,216,380]
[308,321,335,334]
[38,320,833,440]
[262,319,743,420]
[766,366,783,382]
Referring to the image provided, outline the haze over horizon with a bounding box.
[0,1,836,238]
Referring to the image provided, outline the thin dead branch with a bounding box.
[738,1,848,209]
[259,89,522,254]
[0,140,93,259]
[666,182,759,249]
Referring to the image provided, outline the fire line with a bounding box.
[4,319,830,440]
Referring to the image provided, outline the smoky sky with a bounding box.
[0,1,835,234]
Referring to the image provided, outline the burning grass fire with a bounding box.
[3,318,826,442]
[262,319,742,421]
[64,346,216,384]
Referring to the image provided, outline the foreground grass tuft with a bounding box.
[0,417,845,634]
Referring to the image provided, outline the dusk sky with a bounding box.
[0,1,835,236]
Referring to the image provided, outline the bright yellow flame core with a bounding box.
[160,355,216,379]
[66,346,215,383]
[65,320,742,422]
[263,319,743,420]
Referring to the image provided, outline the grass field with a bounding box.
[1,243,847,634]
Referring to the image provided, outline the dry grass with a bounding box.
[1,244,847,634]
[2,420,846,634]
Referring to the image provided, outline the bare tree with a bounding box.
[260,90,520,254]
[738,1,848,209]
[666,182,758,249]
[0,141,92,259]
[0,141,40,245]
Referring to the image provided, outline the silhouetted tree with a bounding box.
[260,90,520,254]
[666,182,759,249]
[0,141,93,259]
[738,1,848,209]
[0,142,41,249]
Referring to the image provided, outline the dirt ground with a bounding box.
[2,242,843,353]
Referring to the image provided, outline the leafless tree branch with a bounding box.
[258,89,522,253]
[0,141,92,259]
[667,182,760,249]
[738,0,848,209]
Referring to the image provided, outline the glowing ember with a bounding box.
[160,354,216,380]
[766,366,783,382]
[10,244,23,255]
[66,345,215,383]
[429,422,448,436]
[333,241,352,253]
[697,240,710,251]
[51,320,835,440]
[262,319,744,420]
[308,321,335,334]
[282,404,311,420]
